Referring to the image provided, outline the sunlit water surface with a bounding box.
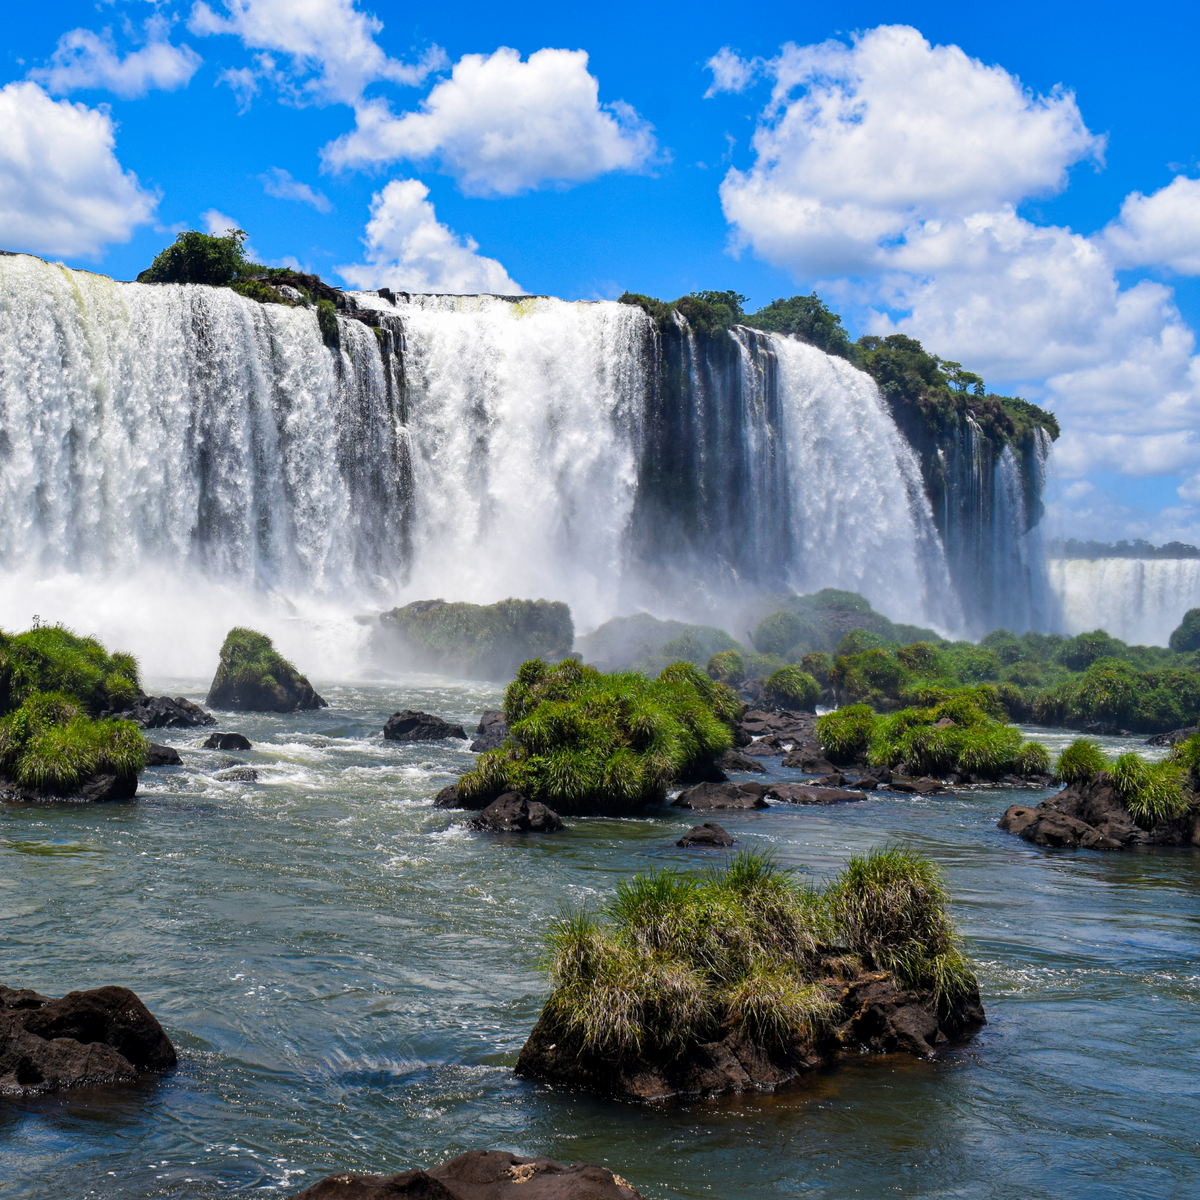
[2,684,1198,1198]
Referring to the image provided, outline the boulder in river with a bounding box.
[677,822,734,847]
[672,782,767,811]
[765,782,864,805]
[470,710,510,752]
[204,732,253,751]
[0,983,176,1095]
[146,743,182,766]
[1,772,137,805]
[1000,773,1200,849]
[434,784,463,809]
[290,1149,643,1199]
[384,710,468,742]
[105,695,216,728]
[470,792,564,833]
[207,627,327,713]
[715,748,766,774]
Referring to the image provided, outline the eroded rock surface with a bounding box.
[737,710,820,760]
[0,984,176,1095]
[384,711,468,743]
[470,711,510,753]
[105,695,216,728]
[672,782,767,811]
[290,1150,643,1200]
[999,773,1200,849]
[516,959,984,1104]
[470,792,564,833]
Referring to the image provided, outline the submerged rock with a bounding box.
[290,1149,643,1199]
[204,732,252,751]
[0,983,176,1095]
[145,743,182,766]
[677,822,734,847]
[672,782,767,811]
[384,710,468,743]
[515,956,984,1104]
[470,710,510,752]
[999,773,1200,849]
[106,695,216,728]
[215,766,259,782]
[470,792,564,833]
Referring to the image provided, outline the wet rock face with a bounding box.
[764,783,864,805]
[1,773,138,805]
[107,695,216,729]
[515,960,984,1104]
[383,711,468,743]
[290,1150,644,1199]
[204,732,253,751]
[715,748,766,774]
[470,710,510,752]
[208,675,326,714]
[671,782,767,811]
[0,984,176,1095]
[737,710,821,761]
[433,784,462,809]
[470,792,564,834]
[999,773,1200,849]
[146,743,182,766]
[677,822,734,847]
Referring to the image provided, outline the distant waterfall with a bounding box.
[0,252,1033,667]
[1048,558,1200,646]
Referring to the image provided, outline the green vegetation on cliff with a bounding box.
[539,846,974,1062]
[378,598,574,680]
[0,625,145,796]
[458,658,739,814]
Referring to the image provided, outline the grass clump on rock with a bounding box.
[1053,738,1108,784]
[458,658,740,815]
[519,846,981,1100]
[763,666,821,711]
[0,625,140,716]
[206,628,326,713]
[815,704,877,765]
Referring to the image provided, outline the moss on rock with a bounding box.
[206,628,326,713]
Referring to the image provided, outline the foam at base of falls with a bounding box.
[1048,558,1200,645]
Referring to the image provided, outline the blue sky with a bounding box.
[3,0,1200,544]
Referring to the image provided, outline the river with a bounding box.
[2,681,1198,1198]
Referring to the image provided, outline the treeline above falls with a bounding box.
[0,252,1054,638]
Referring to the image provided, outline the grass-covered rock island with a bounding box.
[207,628,327,713]
[516,847,985,1102]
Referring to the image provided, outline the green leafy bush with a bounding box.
[1108,753,1191,827]
[458,658,739,814]
[1053,739,1108,784]
[816,704,877,764]
[540,846,975,1063]
[137,228,260,286]
[0,625,140,716]
[1169,609,1200,654]
[763,666,821,711]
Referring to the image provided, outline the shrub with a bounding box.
[1169,608,1200,654]
[834,628,887,658]
[1108,753,1191,828]
[0,625,140,717]
[540,846,973,1063]
[753,611,808,657]
[940,644,1002,683]
[706,650,745,686]
[458,658,738,813]
[0,692,145,794]
[1014,741,1051,776]
[137,228,259,286]
[763,666,821,711]
[896,641,945,676]
[1057,630,1123,672]
[801,651,834,686]
[816,704,877,764]
[1054,739,1107,784]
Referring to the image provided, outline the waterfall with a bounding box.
[0,253,1002,671]
[1048,558,1200,646]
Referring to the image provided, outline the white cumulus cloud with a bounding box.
[187,0,445,106]
[704,47,760,97]
[1100,175,1200,275]
[258,166,332,212]
[322,47,657,196]
[29,16,202,99]
[0,81,157,257]
[336,179,523,294]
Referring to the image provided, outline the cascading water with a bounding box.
[0,252,1013,671]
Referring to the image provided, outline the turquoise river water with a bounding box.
[2,680,1198,1198]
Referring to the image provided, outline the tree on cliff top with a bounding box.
[137,229,265,287]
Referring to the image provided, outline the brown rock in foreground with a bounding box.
[0,983,176,1095]
[515,958,984,1104]
[290,1150,643,1199]
[999,773,1200,850]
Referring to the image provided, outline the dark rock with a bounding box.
[208,675,326,713]
[1146,727,1197,747]
[672,782,767,811]
[470,710,510,752]
[203,732,253,751]
[0,984,176,1095]
[858,765,893,785]
[1066,718,1130,738]
[433,784,462,809]
[146,743,182,766]
[887,776,951,795]
[676,758,729,784]
[781,750,835,773]
[715,749,766,774]
[677,822,734,847]
[765,783,864,805]
[106,695,216,728]
[847,777,878,791]
[3,773,138,804]
[290,1150,643,1199]
[215,767,259,782]
[813,771,847,787]
[470,792,564,833]
[999,772,1200,849]
[742,736,782,756]
[384,710,468,743]
[515,957,983,1104]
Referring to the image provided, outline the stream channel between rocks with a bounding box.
[2,681,1198,1198]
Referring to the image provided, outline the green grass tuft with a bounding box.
[763,666,821,711]
[816,704,877,764]
[1054,738,1108,784]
